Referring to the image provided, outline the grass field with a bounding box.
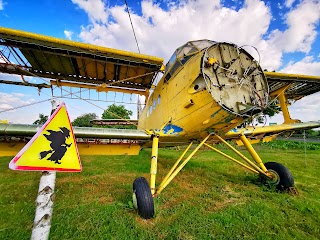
[1,141,320,239]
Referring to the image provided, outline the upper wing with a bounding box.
[0,27,164,93]
[265,71,320,100]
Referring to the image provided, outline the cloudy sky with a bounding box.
[0,0,320,124]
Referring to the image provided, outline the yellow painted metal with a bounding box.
[150,136,159,195]
[160,64,165,71]
[269,84,291,97]
[77,143,141,155]
[207,57,218,65]
[156,134,211,195]
[0,142,141,156]
[0,142,25,156]
[0,27,163,64]
[269,84,299,124]
[138,50,243,138]
[50,80,149,98]
[235,138,260,146]
[278,90,300,124]
[203,143,259,174]
[265,71,320,82]
[225,121,320,138]
[214,134,268,176]
[239,134,267,172]
[262,135,278,143]
[158,142,193,189]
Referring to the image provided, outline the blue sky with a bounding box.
[0,0,320,124]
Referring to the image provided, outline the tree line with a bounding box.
[33,104,134,128]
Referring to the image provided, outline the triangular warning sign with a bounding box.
[9,103,82,172]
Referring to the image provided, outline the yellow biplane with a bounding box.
[1,27,320,219]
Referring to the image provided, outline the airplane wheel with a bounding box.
[264,162,294,190]
[132,177,155,219]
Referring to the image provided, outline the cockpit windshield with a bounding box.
[165,40,215,79]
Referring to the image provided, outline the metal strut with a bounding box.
[150,132,272,196]
[150,135,159,195]
[155,134,212,196]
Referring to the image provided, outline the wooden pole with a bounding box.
[30,171,56,240]
[31,100,61,240]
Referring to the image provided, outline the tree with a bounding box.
[102,104,133,120]
[101,104,135,129]
[262,100,281,117]
[33,113,48,125]
[72,113,98,127]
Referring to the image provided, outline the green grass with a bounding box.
[1,142,320,239]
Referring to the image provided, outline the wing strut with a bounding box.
[270,85,300,124]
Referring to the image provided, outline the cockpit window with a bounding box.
[176,42,198,58]
[165,53,177,73]
[191,40,215,50]
[164,40,215,81]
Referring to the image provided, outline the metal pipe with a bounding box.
[239,134,267,172]
[203,143,259,174]
[156,134,211,195]
[278,91,296,124]
[150,136,159,195]
[158,142,193,189]
[214,134,268,176]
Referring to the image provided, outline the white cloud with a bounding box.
[268,56,320,124]
[70,0,320,125]
[0,92,39,121]
[0,103,13,110]
[269,0,320,54]
[77,0,274,64]
[271,91,320,123]
[0,0,4,10]
[72,0,320,72]
[71,0,108,23]
[281,56,320,75]
[285,0,296,8]
[0,92,37,111]
[64,30,74,40]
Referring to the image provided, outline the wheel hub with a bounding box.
[132,191,138,209]
[266,169,280,185]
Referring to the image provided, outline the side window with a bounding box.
[158,95,161,104]
[153,100,156,109]
[165,72,172,82]
[149,106,152,116]
[169,60,182,76]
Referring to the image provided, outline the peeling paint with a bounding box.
[162,124,183,135]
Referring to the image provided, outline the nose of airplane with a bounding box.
[201,42,268,116]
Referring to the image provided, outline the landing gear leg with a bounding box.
[132,135,158,219]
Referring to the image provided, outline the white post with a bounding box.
[31,171,56,240]
[31,100,61,240]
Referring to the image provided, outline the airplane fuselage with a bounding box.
[138,41,268,141]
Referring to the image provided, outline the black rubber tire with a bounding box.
[133,177,155,219]
[264,162,294,190]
